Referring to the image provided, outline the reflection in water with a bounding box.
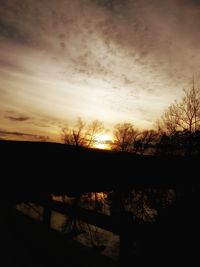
[50,209,120,260]
[52,192,111,215]
[52,190,171,220]
[16,189,176,261]
[16,202,44,221]
[16,193,119,261]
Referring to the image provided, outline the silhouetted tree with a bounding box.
[134,130,158,155]
[113,122,139,152]
[192,130,200,155]
[155,131,185,156]
[158,86,200,135]
[86,120,105,147]
[61,118,105,148]
[61,118,87,146]
[155,84,200,155]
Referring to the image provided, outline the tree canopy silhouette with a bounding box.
[113,122,139,152]
[155,84,200,155]
[61,118,105,148]
[158,85,200,135]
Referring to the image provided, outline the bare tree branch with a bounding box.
[113,122,139,152]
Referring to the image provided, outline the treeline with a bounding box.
[156,85,200,156]
[61,85,200,156]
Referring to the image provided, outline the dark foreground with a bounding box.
[1,209,117,267]
[1,140,200,266]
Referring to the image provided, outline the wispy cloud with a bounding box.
[0,129,49,141]
[1,0,200,139]
[5,115,30,122]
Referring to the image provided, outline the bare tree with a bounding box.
[61,118,106,148]
[159,86,200,135]
[113,122,139,152]
[179,86,200,132]
[86,120,105,147]
[134,130,158,155]
[155,84,200,155]
[61,118,87,146]
[160,103,181,134]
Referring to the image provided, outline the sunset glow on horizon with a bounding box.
[93,133,113,150]
[1,0,200,142]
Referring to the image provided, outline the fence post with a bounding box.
[120,210,133,265]
[43,194,52,227]
[110,190,133,265]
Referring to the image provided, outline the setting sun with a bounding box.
[93,134,113,150]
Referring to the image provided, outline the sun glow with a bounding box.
[91,192,107,201]
[93,134,113,150]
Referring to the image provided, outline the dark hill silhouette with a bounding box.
[0,139,199,202]
[1,140,200,266]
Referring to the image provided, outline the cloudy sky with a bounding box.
[1,0,200,142]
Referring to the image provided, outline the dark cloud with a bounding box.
[1,0,200,72]
[95,0,130,11]
[4,111,31,122]
[5,115,30,122]
[123,75,134,85]
[0,129,49,141]
[1,0,200,134]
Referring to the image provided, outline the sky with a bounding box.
[1,0,200,142]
